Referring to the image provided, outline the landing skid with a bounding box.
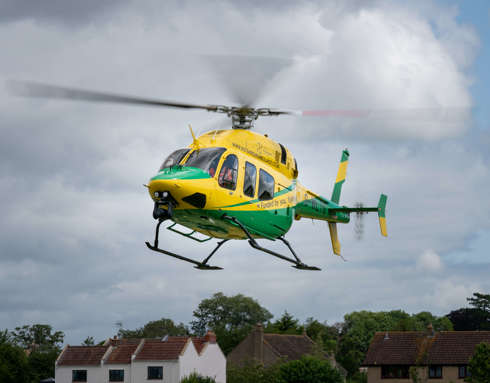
[145,219,227,270]
[223,215,321,271]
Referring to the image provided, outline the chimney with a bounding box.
[426,323,435,337]
[253,323,264,363]
[204,331,217,344]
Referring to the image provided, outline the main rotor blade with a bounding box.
[7,80,220,112]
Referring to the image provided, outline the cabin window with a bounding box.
[148,366,163,380]
[159,148,190,170]
[243,162,257,197]
[218,154,238,190]
[428,365,442,378]
[185,147,226,177]
[258,169,275,200]
[72,370,87,382]
[279,143,287,164]
[293,158,298,178]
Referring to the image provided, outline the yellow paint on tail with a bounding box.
[328,222,341,255]
[379,217,387,237]
[335,161,348,183]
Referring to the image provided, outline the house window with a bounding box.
[429,365,443,378]
[381,365,409,379]
[109,369,124,382]
[72,370,87,382]
[258,169,274,201]
[218,154,238,190]
[458,366,471,378]
[243,162,257,198]
[148,366,163,380]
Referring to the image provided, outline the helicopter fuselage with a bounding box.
[147,129,350,240]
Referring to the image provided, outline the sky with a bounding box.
[0,0,489,345]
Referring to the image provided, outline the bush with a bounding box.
[227,361,282,383]
[180,372,216,383]
[279,355,344,383]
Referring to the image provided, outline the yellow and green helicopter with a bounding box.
[11,82,387,271]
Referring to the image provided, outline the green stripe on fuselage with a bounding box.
[217,180,296,209]
[151,166,211,181]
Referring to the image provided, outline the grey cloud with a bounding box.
[0,0,126,26]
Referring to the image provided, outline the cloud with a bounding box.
[417,250,443,272]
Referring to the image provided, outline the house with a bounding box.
[227,323,345,376]
[362,327,490,382]
[55,332,226,383]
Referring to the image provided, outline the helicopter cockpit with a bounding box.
[184,147,226,178]
[159,148,189,171]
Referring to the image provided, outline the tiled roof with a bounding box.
[363,331,490,366]
[57,346,109,366]
[106,343,140,364]
[263,334,316,361]
[192,337,206,354]
[135,337,190,361]
[428,331,490,364]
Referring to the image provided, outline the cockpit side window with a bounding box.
[279,143,287,165]
[159,148,190,170]
[185,147,226,177]
[258,169,274,200]
[243,162,257,198]
[218,154,238,190]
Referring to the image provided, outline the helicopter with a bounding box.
[9,81,387,271]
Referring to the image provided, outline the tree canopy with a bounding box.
[466,342,490,383]
[191,292,272,354]
[447,292,490,330]
[118,318,189,339]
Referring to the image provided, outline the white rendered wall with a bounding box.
[131,360,179,383]
[55,365,104,383]
[179,341,200,380]
[197,343,226,383]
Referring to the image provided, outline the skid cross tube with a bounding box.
[145,218,226,270]
[223,215,320,270]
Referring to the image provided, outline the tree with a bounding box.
[118,318,189,339]
[28,349,59,381]
[279,355,343,383]
[0,342,31,383]
[0,329,11,345]
[467,293,490,312]
[10,324,64,351]
[81,336,95,346]
[447,292,490,330]
[447,308,488,330]
[304,318,339,355]
[466,342,490,383]
[265,311,303,335]
[191,292,273,354]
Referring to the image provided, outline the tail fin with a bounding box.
[331,149,349,204]
[328,222,341,255]
[378,194,388,237]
